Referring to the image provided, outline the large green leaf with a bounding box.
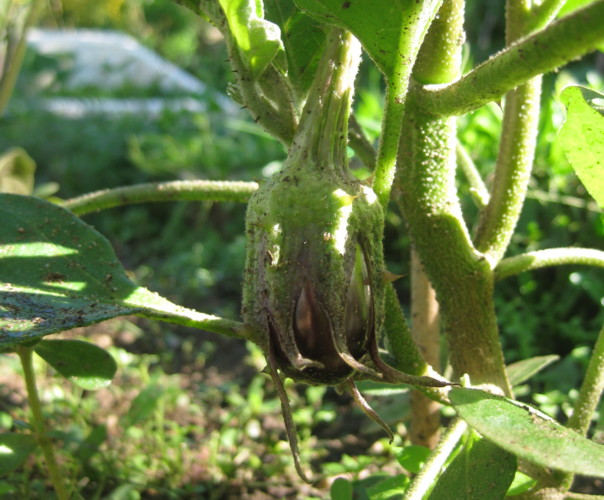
[450,388,604,478]
[429,437,516,500]
[0,194,242,349]
[293,0,441,78]
[34,339,117,390]
[218,0,285,78]
[559,85,604,208]
[0,433,38,475]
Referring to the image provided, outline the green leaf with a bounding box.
[0,148,35,195]
[429,437,516,500]
[0,433,38,475]
[75,424,108,462]
[365,474,409,500]
[293,0,440,78]
[218,0,285,78]
[34,339,117,390]
[265,1,325,95]
[0,194,242,348]
[506,355,560,386]
[394,445,431,474]
[559,85,604,208]
[506,471,537,497]
[121,384,165,429]
[450,388,604,478]
[330,477,353,500]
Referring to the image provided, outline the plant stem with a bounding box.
[62,180,258,215]
[396,0,511,392]
[372,0,443,209]
[473,76,542,265]
[403,418,467,500]
[567,320,604,436]
[383,284,429,376]
[555,320,604,491]
[473,0,547,266]
[16,346,70,500]
[409,250,441,448]
[0,0,45,115]
[495,248,604,280]
[416,0,604,117]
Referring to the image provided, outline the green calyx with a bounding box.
[243,164,385,384]
[241,28,386,385]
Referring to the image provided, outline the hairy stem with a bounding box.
[372,0,444,209]
[416,0,604,116]
[62,180,258,215]
[17,346,70,500]
[495,248,604,280]
[473,76,542,265]
[567,321,604,436]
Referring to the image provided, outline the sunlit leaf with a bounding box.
[0,148,35,195]
[0,433,37,475]
[506,355,559,386]
[394,445,431,474]
[293,0,441,78]
[34,339,117,390]
[559,85,604,208]
[450,388,604,478]
[0,194,241,348]
[218,0,285,78]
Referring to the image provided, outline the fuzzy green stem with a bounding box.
[473,76,542,265]
[403,418,468,500]
[416,0,604,117]
[17,346,70,500]
[61,180,258,215]
[456,141,489,209]
[0,0,45,115]
[556,322,604,491]
[567,322,604,436]
[288,27,360,172]
[384,283,429,376]
[372,0,444,209]
[473,0,547,266]
[495,248,604,280]
[396,0,511,392]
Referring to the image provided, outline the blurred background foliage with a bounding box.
[0,0,603,497]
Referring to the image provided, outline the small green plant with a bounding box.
[2,1,604,499]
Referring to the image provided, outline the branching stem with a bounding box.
[416,0,604,116]
[495,248,604,280]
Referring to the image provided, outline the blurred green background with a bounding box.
[0,0,603,498]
